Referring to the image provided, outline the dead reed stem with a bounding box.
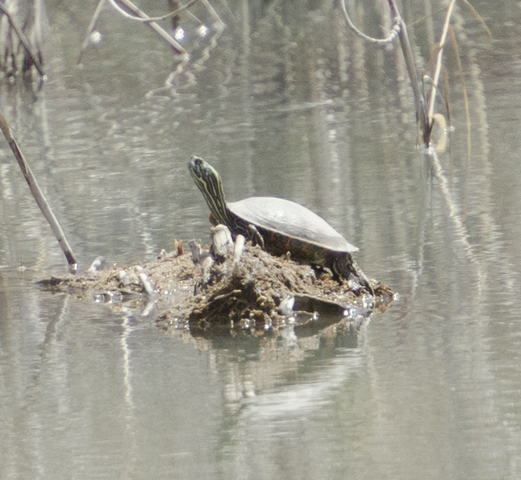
[0,2,45,77]
[0,112,78,273]
[426,0,456,129]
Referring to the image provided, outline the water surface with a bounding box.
[1,1,521,479]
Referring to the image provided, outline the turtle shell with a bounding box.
[227,197,359,254]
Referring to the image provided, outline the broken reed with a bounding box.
[0,112,78,273]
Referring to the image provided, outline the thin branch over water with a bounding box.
[0,1,45,81]
[0,112,78,274]
[341,0,428,142]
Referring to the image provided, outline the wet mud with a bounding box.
[40,237,394,335]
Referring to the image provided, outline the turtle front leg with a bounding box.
[247,224,265,249]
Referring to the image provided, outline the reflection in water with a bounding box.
[195,320,360,404]
[1,1,521,479]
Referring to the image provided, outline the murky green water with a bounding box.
[1,1,521,479]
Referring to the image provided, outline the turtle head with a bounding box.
[188,156,229,225]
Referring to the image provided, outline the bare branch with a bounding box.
[341,0,428,141]
[0,112,78,274]
[78,0,106,64]
[200,0,225,27]
[340,0,400,45]
[79,0,188,55]
[387,0,428,139]
[426,0,456,129]
[0,2,45,77]
[148,0,202,24]
[108,0,199,24]
[461,0,492,40]
[108,0,186,53]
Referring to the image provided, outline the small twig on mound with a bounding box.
[0,112,78,273]
[87,256,106,274]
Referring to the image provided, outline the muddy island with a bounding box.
[39,227,394,335]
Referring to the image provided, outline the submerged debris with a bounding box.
[39,229,394,334]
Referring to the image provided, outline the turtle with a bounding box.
[188,156,372,292]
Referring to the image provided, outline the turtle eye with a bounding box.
[194,157,203,167]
